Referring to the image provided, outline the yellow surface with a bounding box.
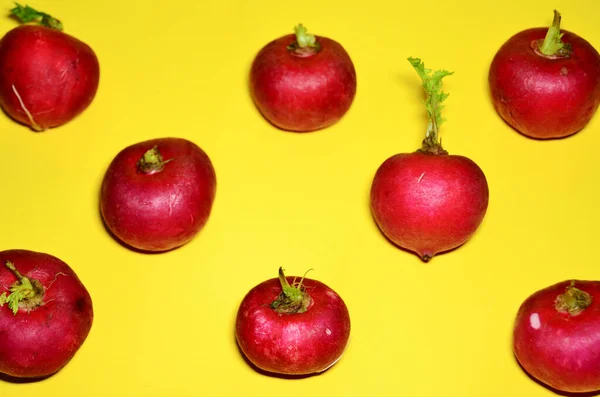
[0,0,599,395]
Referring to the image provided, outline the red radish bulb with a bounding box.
[100,137,217,252]
[513,280,600,393]
[0,4,100,131]
[0,249,93,378]
[370,58,489,261]
[249,24,357,132]
[489,10,600,139]
[235,268,351,375]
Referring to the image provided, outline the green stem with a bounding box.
[136,146,173,175]
[11,3,63,31]
[269,267,313,314]
[294,24,316,48]
[0,261,45,315]
[555,281,592,316]
[408,57,453,155]
[538,10,571,57]
[5,260,25,280]
[287,24,321,57]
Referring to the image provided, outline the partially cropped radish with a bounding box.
[370,58,489,261]
[489,10,600,139]
[235,268,351,375]
[0,249,93,378]
[0,4,100,131]
[250,24,356,132]
[513,280,600,393]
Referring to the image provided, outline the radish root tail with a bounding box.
[11,84,44,132]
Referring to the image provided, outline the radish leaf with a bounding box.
[11,3,63,31]
[408,57,453,136]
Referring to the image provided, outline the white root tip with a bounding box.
[11,84,44,132]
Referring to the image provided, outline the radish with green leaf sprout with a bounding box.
[0,4,100,131]
[513,280,600,393]
[0,250,93,378]
[370,58,489,262]
[235,268,351,375]
[100,137,217,252]
[489,10,600,139]
[249,24,356,132]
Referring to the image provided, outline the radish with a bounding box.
[249,24,356,132]
[513,280,600,393]
[489,10,600,139]
[100,137,217,252]
[370,58,489,262]
[235,268,351,375]
[0,4,100,131]
[0,249,93,379]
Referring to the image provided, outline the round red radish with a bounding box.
[513,280,600,393]
[489,10,600,139]
[100,137,217,252]
[0,249,93,379]
[235,268,351,375]
[370,58,489,262]
[249,24,356,132]
[0,5,100,131]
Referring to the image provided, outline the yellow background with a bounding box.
[1,0,599,395]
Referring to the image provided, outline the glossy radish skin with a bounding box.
[513,280,600,393]
[489,11,600,139]
[370,152,489,260]
[235,269,351,375]
[250,24,356,132]
[370,58,489,261]
[100,137,217,252]
[0,7,100,131]
[0,250,93,378]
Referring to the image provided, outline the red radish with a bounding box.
[513,280,600,393]
[370,58,489,262]
[489,10,600,139]
[249,24,356,132]
[0,249,93,379]
[235,268,351,375]
[100,137,217,252]
[0,4,100,131]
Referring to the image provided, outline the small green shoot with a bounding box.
[294,24,316,48]
[136,146,173,174]
[408,57,453,153]
[11,3,63,31]
[287,24,321,55]
[0,261,44,315]
[270,267,313,314]
[539,10,571,57]
[555,281,592,316]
